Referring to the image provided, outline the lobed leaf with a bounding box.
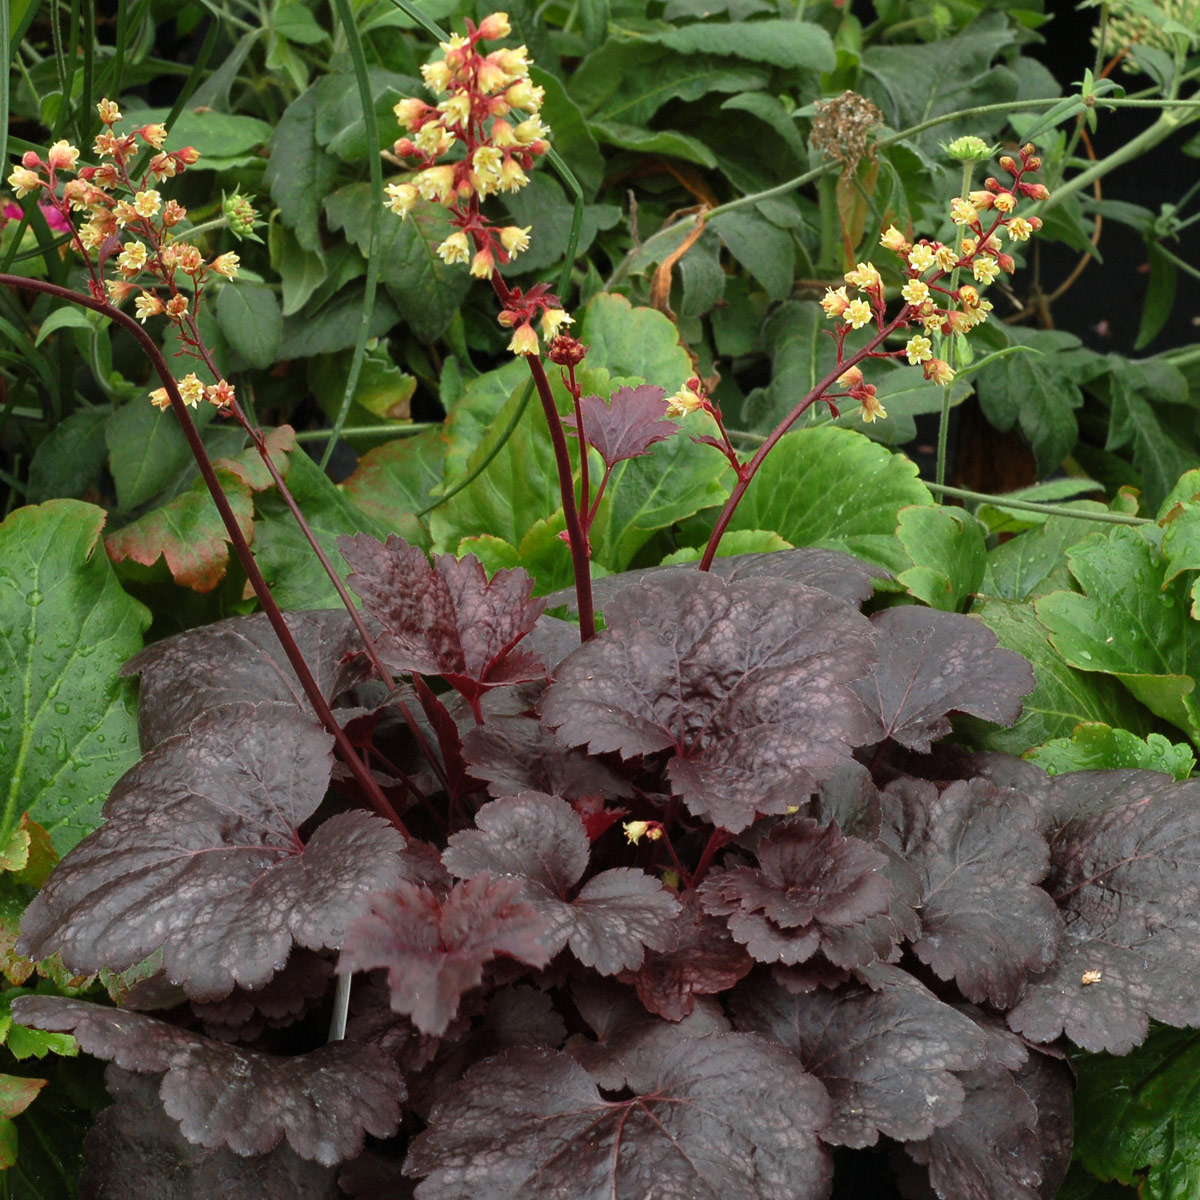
[880,778,1061,1008]
[561,384,679,467]
[541,571,876,832]
[18,704,409,999]
[13,998,403,1166]
[442,793,679,974]
[404,1037,832,1200]
[338,876,550,1035]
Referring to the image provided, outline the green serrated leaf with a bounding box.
[727,426,933,573]
[896,505,986,612]
[104,401,216,513]
[27,409,110,505]
[273,0,328,44]
[1024,723,1194,780]
[0,502,149,853]
[576,293,693,392]
[643,19,835,70]
[588,120,717,168]
[661,529,791,564]
[264,83,339,252]
[340,428,445,550]
[216,283,282,370]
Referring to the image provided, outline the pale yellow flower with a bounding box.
[844,298,872,329]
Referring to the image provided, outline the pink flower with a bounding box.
[1,202,71,233]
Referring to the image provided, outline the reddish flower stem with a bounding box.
[0,273,409,837]
[698,309,912,570]
[689,828,732,888]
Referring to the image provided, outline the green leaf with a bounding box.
[719,92,807,162]
[576,293,693,392]
[981,503,1134,603]
[308,343,416,429]
[661,529,791,564]
[215,283,282,371]
[587,120,717,168]
[1161,501,1200,619]
[642,19,835,70]
[341,428,446,549]
[532,67,604,200]
[819,366,972,448]
[967,599,1159,753]
[1074,1026,1200,1198]
[33,308,97,348]
[709,209,794,302]
[264,83,339,253]
[440,358,529,481]
[278,288,400,359]
[0,502,149,852]
[1035,527,1200,741]
[456,512,585,595]
[252,449,391,610]
[1134,241,1177,350]
[501,175,622,275]
[975,478,1106,534]
[590,413,735,570]
[895,505,986,612]
[269,220,328,317]
[273,0,328,44]
[0,1074,44,1123]
[1024,723,1195,780]
[103,469,255,593]
[27,409,109,504]
[121,106,274,162]
[741,302,837,433]
[325,184,471,343]
[727,426,933,573]
[1108,364,1194,512]
[104,400,213,513]
[314,67,416,162]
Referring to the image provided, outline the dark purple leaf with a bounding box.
[404,1037,832,1200]
[1014,1048,1076,1199]
[80,1067,341,1200]
[541,572,876,832]
[810,760,883,838]
[340,534,545,711]
[731,968,995,1147]
[562,384,678,466]
[895,1060,1042,1200]
[701,819,897,969]
[620,890,753,1021]
[852,607,1034,751]
[192,950,334,1042]
[565,980,729,1091]
[17,704,409,999]
[13,996,403,1165]
[1006,775,1200,1053]
[546,547,888,613]
[123,610,374,750]
[461,715,634,801]
[338,876,550,1035]
[442,792,680,973]
[880,778,1062,1007]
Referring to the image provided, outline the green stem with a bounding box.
[935,161,974,494]
[924,481,1151,524]
[293,422,440,443]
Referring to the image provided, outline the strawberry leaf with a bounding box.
[17,704,409,999]
[12,997,403,1165]
[338,876,551,1035]
[541,572,876,832]
[442,792,680,973]
[404,1037,833,1200]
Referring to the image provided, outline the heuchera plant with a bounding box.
[12,12,1200,1200]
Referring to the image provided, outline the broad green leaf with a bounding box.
[216,284,283,371]
[314,67,416,162]
[741,301,838,434]
[32,308,96,347]
[269,220,328,317]
[264,83,340,252]
[273,0,328,44]
[104,401,214,514]
[0,1074,44,1121]
[1074,1026,1200,1199]
[726,426,933,573]
[1108,364,1194,512]
[709,210,794,302]
[502,175,622,275]
[1035,527,1200,741]
[1161,499,1200,618]
[975,479,1106,534]
[642,20,835,70]
[967,599,1159,753]
[532,67,604,200]
[571,41,767,124]
[661,530,792,564]
[896,505,986,612]
[577,293,693,393]
[589,413,735,570]
[587,120,717,168]
[325,184,471,343]
[308,343,417,429]
[0,502,149,852]
[121,106,273,162]
[278,289,400,359]
[1024,723,1195,780]
[457,512,589,596]
[252,450,391,610]
[103,469,255,593]
[818,368,972,448]
[1134,240,1177,351]
[981,504,1134,603]
[341,428,447,549]
[27,409,109,504]
[440,358,528,481]
[720,92,807,162]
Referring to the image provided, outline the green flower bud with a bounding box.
[222,190,259,239]
[942,136,995,164]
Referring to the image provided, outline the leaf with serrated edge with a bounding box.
[442,793,679,973]
[541,571,876,832]
[81,1067,342,1200]
[13,997,402,1166]
[17,703,409,999]
[338,876,550,1035]
[562,384,678,467]
[122,609,374,750]
[1007,774,1200,1053]
[881,778,1061,1008]
[731,968,995,1147]
[854,607,1034,751]
[404,1037,832,1200]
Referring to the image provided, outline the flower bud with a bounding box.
[547,334,587,367]
[97,97,122,125]
[508,321,540,356]
[476,12,512,39]
[943,135,992,163]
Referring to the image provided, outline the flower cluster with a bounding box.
[820,141,1047,424]
[385,12,569,357]
[6,99,253,411]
